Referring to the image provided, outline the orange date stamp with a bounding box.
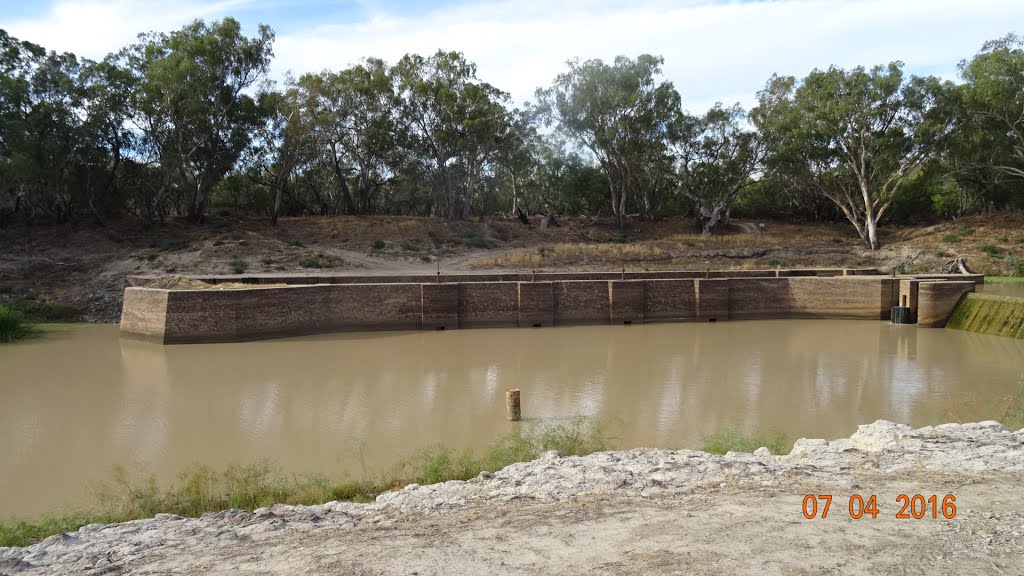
[801,494,957,520]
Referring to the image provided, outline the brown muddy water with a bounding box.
[979,281,1024,298]
[2,320,1023,519]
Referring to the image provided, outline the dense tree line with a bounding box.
[1,19,1021,248]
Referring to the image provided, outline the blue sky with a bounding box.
[2,0,1022,111]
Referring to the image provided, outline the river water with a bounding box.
[1,320,1022,519]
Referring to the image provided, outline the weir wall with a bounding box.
[119,270,982,344]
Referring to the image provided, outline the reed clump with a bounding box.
[699,428,790,455]
[0,417,615,547]
[0,305,34,343]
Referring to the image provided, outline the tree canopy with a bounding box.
[0,20,1022,249]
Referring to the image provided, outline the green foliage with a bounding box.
[1002,376,1024,431]
[536,54,679,225]
[700,429,790,455]
[149,238,189,252]
[464,234,492,249]
[0,284,12,294]
[0,417,615,546]
[957,224,975,236]
[947,293,1024,339]
[942,233,961,243]
[672,103,761,235]
[4,300,80,322]
[0,305,35,343]
[753,63,954,249]
[229,258,248,274]
[371,239,385,250]
[980,243,1002,257]
[767,257,782,267]
[299,253,344,269]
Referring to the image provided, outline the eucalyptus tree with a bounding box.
[536,54,679,227]
[291,58,404,216]
[119,18,274,223]
[958,34,1024,182]
[671,103,761,235]
[392,50,511,219]
[753,63,954,249]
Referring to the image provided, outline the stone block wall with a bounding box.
[917,281,976,327]
[119,270,981,343]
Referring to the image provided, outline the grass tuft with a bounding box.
[0,417,615,547]
[229,258,248,275]
[0,305,35,343]
[699,428,790,455]
[4,300,80,322]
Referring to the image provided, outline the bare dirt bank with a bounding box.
[2,213,1022,323]
[2,420,1023,575]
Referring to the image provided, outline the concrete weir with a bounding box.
[119,269,983,344]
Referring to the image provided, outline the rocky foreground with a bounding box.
[3,420,1024,575]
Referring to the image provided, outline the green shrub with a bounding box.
[0,305,34,343]
[149,238,189,252]
[299,253,344,269]
[980,244,1002,257]
[0,417,617,546]
[5,300,80,322]
[229,258,248,274]
[767,257,782,267]
[466,235,491,249]
[371,239,386,250]
[0,284,12,294]
[957,224,975,236]
[941,233,961,243]
[700,428,789,455]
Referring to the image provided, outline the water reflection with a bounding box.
[0,320,1021,518]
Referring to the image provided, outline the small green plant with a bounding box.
[0,416,616,546]
[229,258,248,275]
[400,240,421,252]
[427,230,444,248]
[149,238,189,252]
[260,256,275,266]
[0,284,12,294]
[941,233,961,243]
[700,428,789,455]
[935,250,950,258]
[5,300,80,322]
[980,243,1002,257]
[371,239,386,251]
[957,224,975,236]
[1001,376,1024,431]
[0,305,34,343]
[466,235,492,249]
[299,253,344,269]
[767,257,782,267]
[286,240,305,248]
[212,239,226,247]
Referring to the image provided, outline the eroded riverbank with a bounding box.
[2,420,1023,575]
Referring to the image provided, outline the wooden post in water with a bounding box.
[506,388,521,421]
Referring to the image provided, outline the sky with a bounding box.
[2,0,1022,112]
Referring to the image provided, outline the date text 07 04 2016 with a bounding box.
[801,494,957,520]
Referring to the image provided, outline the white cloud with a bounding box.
[273,0,1024,110]
[4,0,1022,111]
[2,0,249,59]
